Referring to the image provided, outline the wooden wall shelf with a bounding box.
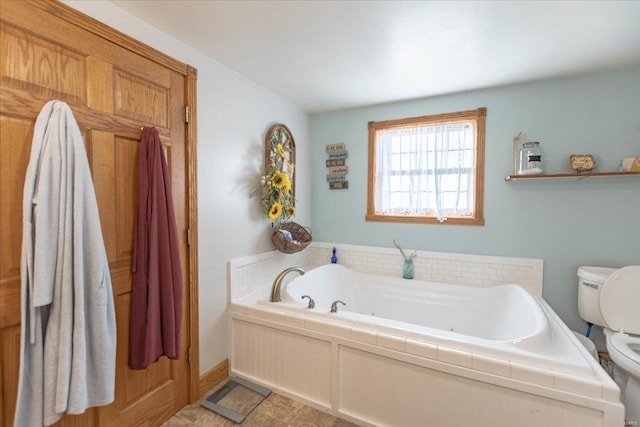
[505,171,640,181]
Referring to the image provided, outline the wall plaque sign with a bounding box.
[326,143,348,189]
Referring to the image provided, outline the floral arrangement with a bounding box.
[256,128,295,221]
[393,239,417,260]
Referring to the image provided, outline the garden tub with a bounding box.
[229,264,623,427]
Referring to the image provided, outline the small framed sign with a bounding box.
[326,143,345,152]
[327,150,348,160]
[326,158,345,167]
[327,165,348,174]
[326,143,349,189]
[329,181,349,190]
[326,173,347,182]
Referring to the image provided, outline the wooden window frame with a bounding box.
[366,107,486,225]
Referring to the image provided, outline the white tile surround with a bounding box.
[227,242,624,427]
[228,241,544,303]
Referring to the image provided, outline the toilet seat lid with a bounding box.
[600,265,640,335]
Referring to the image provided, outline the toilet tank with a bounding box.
[577,266,616,327]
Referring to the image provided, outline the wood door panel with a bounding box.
[114,136,139,262]
[0,281,20,328]
[108,294,178,427]
[0,1,196,426]
[1,23,87,102]
[113,70,169,127]
[0,85,173,142]
[0,84,173,142]
[58,409,97,427]
[1,2,172,90]
[0,117,32,332]
[0,117,32,280]
[86,57,114,114]
[1,326,20,427]
[125,361,172,405]
[110,263,134,297]
[107,380,175,427]
[89,130,118,260]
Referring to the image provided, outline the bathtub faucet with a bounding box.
[330,300,346,313]
[270,267,305,302]
[301,295,315,308]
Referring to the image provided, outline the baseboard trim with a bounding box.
[198,358,229,398]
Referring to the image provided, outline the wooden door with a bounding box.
[0,1,198,426]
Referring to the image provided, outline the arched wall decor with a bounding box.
[265,124,296,199]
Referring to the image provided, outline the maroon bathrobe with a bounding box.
[129,127,183,370]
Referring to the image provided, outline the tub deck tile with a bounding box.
[601,383,620,402]
[351,327,377,345]
[267,312,292,326]
[376,333,406,352]
[511,361,554,387]
[405,338,437,360]
[279,312,306,329]
[437,346,473,368]
[553,371,603,398]
[229,302,249,315]
[326,322,352,339]
[245,305,266,319]
[305,318,328,334]
[472,353,511,378]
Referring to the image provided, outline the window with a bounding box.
[366,107,486,225]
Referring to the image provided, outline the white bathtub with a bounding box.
[283,264,549,344]
[229,263,624,427]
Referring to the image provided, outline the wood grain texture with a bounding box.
[198,359,229,399]
[186,70,201,403]
[0,1,199,425]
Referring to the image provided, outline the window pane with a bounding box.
[368,108,485,224]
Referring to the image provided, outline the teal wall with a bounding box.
[310,66,640,332]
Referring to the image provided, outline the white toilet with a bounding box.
[577,265,640,424]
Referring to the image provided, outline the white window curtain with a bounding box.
[374,121,476,221]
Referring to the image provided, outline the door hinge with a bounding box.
[185,105,190,123]
[188,346,192,364]
[186,228,191,246]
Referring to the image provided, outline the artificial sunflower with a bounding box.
[268,202,283,220]
[272,171,291,191]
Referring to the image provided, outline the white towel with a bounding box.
[15,100,116,427]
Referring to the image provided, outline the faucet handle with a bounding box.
[330,300,346,313]
[301,295,315,309]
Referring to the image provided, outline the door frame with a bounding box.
[32,0,201,403]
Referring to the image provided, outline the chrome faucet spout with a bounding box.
[270,267,305,302]
[330,300,346,313]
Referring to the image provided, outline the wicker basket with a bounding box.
[272,222,312,254]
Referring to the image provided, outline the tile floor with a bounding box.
[161,381,360,427]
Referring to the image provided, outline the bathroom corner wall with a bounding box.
[310,66,640,332]
[228,250,313,303]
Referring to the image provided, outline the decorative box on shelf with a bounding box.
[569,154,596,172]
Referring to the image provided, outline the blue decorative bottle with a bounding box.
[331,247,338,264]
[403,258,414,279]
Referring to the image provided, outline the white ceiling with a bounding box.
[111,0,640,113]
